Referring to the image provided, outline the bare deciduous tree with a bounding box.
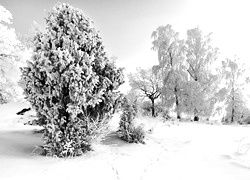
[128,68,162,117]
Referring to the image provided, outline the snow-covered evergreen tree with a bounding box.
[117,98,145,144]
[21,3,124,157]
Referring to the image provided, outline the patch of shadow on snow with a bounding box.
[221,154,233,160]
[230,161,250,170]
[101,131,131,147]
[0,130,42,157]
[221,153,250,170]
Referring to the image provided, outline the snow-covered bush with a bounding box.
[21,3,124,157]
[162,110,172,122]
[117,99,145,144]
[132,125,146,143]
[242,116,250,125]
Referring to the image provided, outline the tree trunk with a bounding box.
[194,108,199,121]
[231,95,235,123]
[174,87,181,120]
[151,98,155,117]
[231,107,235,123]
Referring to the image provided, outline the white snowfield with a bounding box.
[0,103,250,180]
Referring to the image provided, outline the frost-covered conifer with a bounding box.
[21,3,124,157]
[117,98,145,144]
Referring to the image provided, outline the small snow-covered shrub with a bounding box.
[162,110,172,122]
[0,91,8,104]
[117,99,145,144]
[21,3,124,157]
[132,125,146,144]
[241,116,250,125]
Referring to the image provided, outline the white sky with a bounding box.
[118,0,250,69]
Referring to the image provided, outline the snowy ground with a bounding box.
[0,103,250,180]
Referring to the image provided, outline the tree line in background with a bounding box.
[129,25,250,124]
[1,4,249,124]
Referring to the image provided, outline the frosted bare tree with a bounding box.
[151,24,188,119]
[128,68,162,117]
